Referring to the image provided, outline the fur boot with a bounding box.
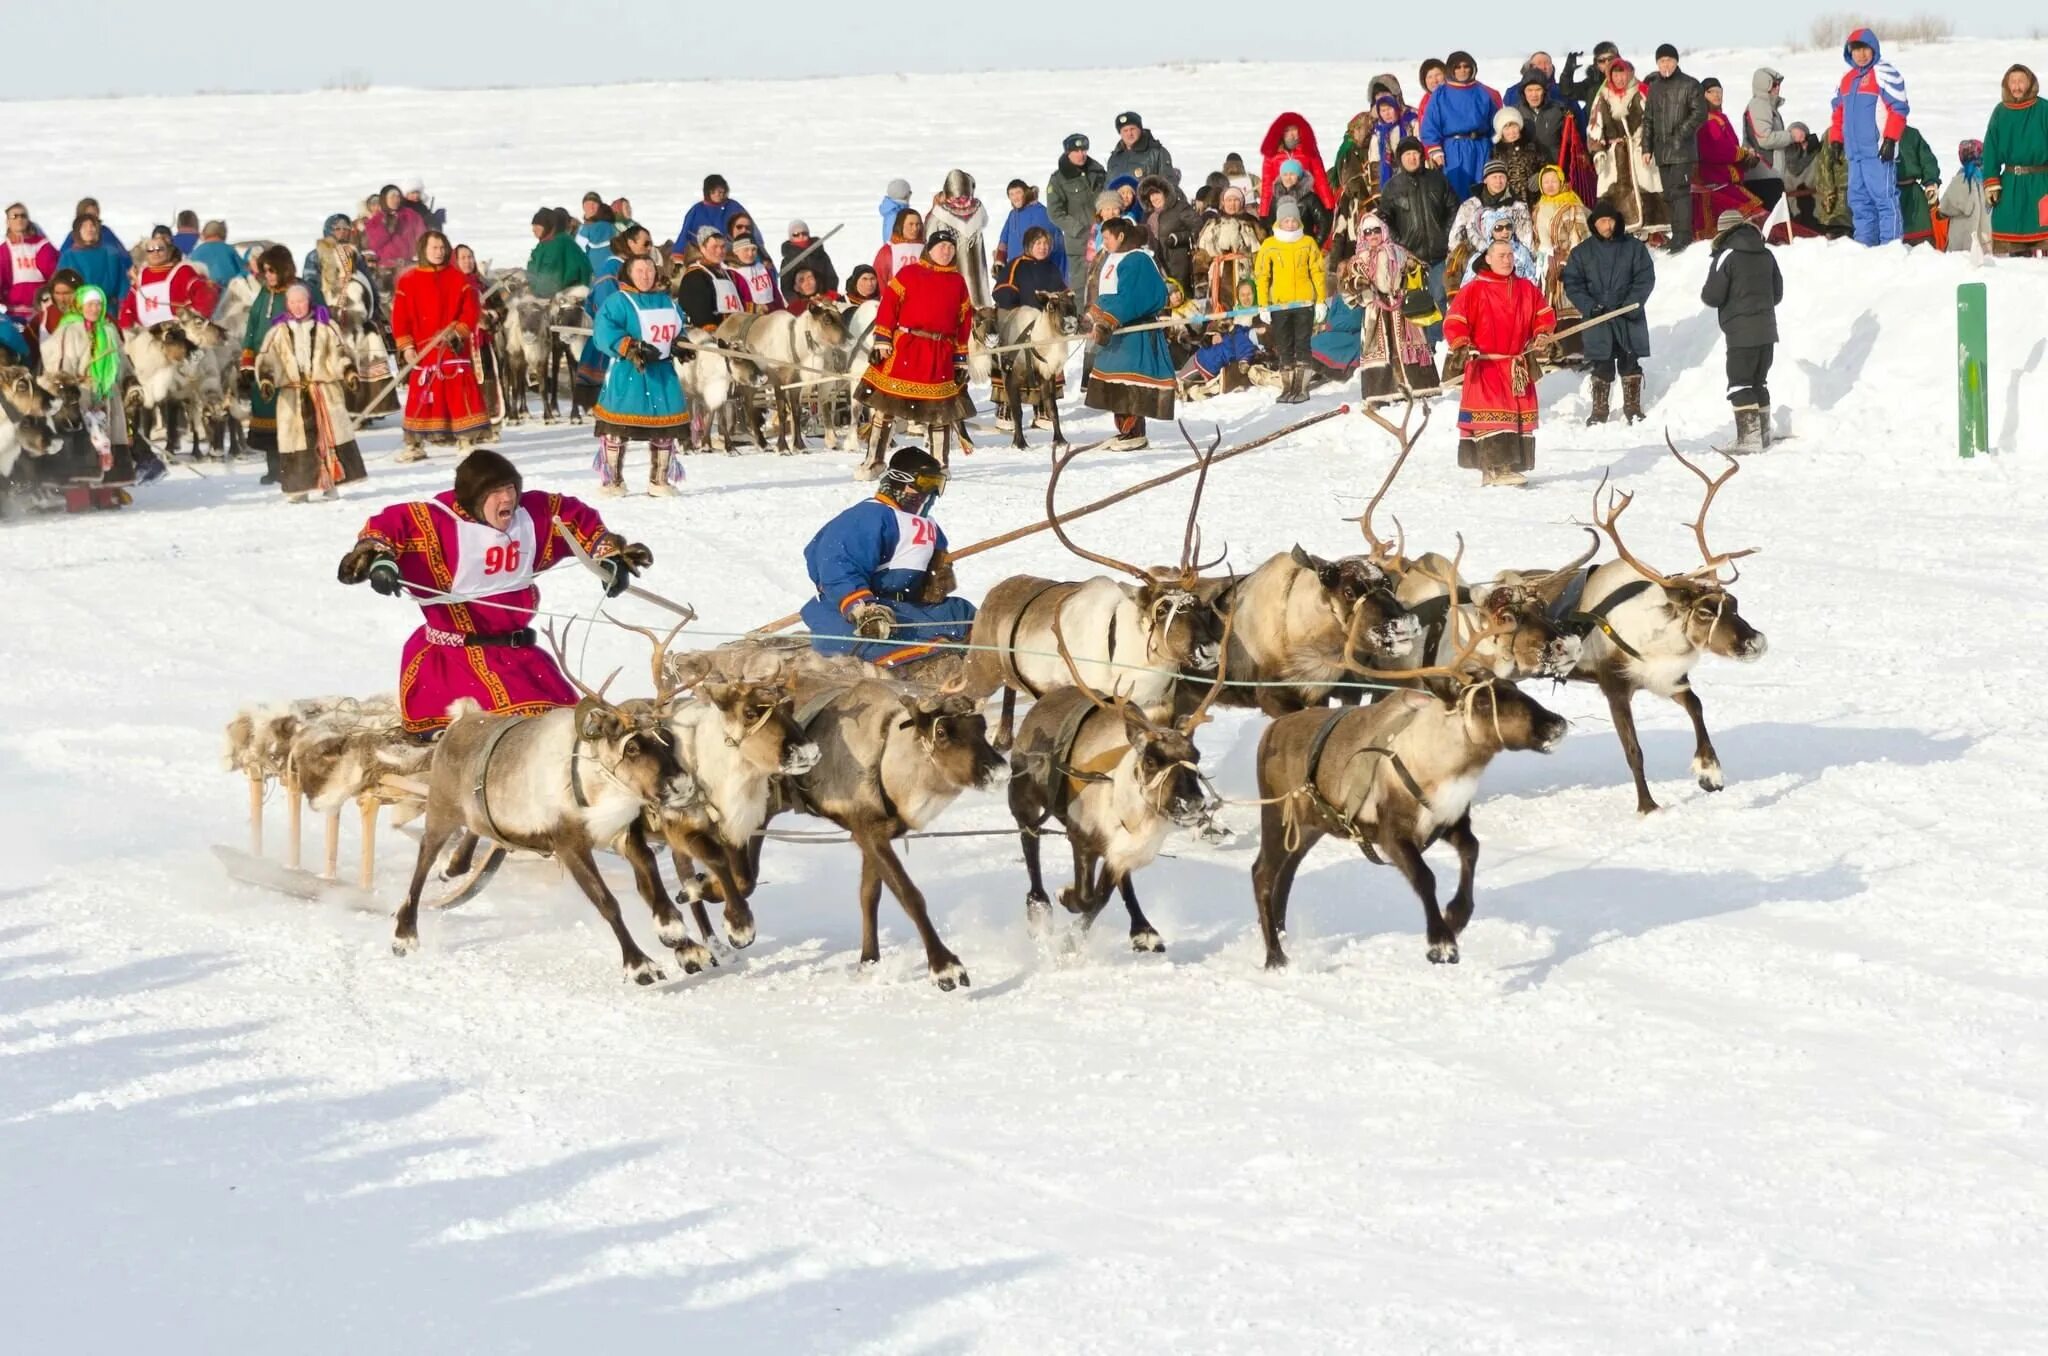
[648,438,679,496]
[598,435,626,497]
[1621,374,1645,424]
[1730,406,1766,454]
[1586,378,1612,425]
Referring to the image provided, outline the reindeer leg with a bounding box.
[786,386,805,453]
[1673,686,1723,792]
[996,687,1018,751]
[1074,859,1116,933]
[862,830,967,989]
[558,841,664,984]
[622,826,712,973]
[669,845,719,943]
[856,847,884,967]
[1010,773,1054,933]
[1010,370,1029,451]
[393,804,461,957]
[682,829,755,948]
[1252,805,1315,969]
[1048,387,1067,451]
[442,829,478,878]
[1117,874,1165,953]
[1600,672,1658,814]
[1382,834,1453,964]
[1442,812,1481,936]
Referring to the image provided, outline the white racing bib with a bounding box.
[134,277,175,328]
[733,260,776,306]
[888,241,923,276]
[633,301,683,359]
[8,239,46,287]
[709,271,741,315]
[883,508,939,574]
[431,499,538,599]
[1097,250,1127,297]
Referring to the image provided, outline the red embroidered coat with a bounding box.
[1444,268,1555,439]
[115,262,219,330]
[862,259,972,402]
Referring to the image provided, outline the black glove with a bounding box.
[953,359,969,387]
[849,602,896,641]
[368,559,405,597]
[337,539,392,585]
[597,558,634,597]
[235,368,255,399]
[1879,137,1898,163]
[627,338,662,369]
[447,332,466,355]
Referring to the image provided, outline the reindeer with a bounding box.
[1518,441,1768,814]
[963,431,1228,746]
[740,305,852,453]
[1193,546,1418,716]
[2,363,60,472]
[1251,587,1570,969]
[393,632,708,985]
[993,290,1076,450]
[166,307,237,458]
[1007,604,1228,953]
[120,321,198,458]
[675,335,736,452]
[501,273,588,424]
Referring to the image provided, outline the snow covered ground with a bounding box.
[6,37,2048,1355]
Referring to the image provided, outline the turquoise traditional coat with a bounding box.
[592,284,688,440]
[1085,247,1175,419]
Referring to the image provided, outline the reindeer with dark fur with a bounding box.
[964,429,1229,747]
[1007,604,1228,953]
[1251,568,1570,969]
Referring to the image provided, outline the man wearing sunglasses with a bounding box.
[3,203,60,324]
[801,446,974,668]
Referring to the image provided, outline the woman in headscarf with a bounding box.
[1532,166,1591,361]
[1337,212,1438,405]
[1982,64,2048,257]
[1332,76,1417,190]
[361,185,425,288]
[1588,58,1668,237]
[1939,140,1992,254]
[857,225,976,474]
[238,244,300,484]
[592,254,688,498]
[44,283,145,498]
[254,283,369,502]
[1085,217,1176,449]
[1259,113,1338,221]
[1691,78,1766,239]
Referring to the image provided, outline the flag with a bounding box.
[1762,190,1792,245]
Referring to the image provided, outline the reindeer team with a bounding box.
[226,393,1768,992]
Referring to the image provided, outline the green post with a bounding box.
[1957,282,1989,458]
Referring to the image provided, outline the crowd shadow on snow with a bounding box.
[1999,336,2045,453]
[1487,718,1973,802]
[1795,310,1880,412]
[0,923,1042,1351]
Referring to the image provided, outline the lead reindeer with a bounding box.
[393,628,710,984]
[964,429,1228,746]
[1535,440,1768,813]
[1006,605,1229,953]
[742,305,852,453]
[993,289,1076,450]
[1251,579,1570,969]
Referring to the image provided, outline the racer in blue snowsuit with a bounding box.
[1830,27,1911,246]
[801,447,976,668]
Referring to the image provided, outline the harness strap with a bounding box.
[1560,576,1653,660]
[1044,695,1107,816]
[472,715,528,843]
[1003,580,1068,697]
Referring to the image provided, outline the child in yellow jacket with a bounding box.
[1254,196,1327,402]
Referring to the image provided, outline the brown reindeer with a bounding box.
[964,428,1228,745]
[1251,569,1569,968]
[1192,545,1418,715]
[1006,605,1229,952]
[1534,440,1768,813]
[394,633,708,984]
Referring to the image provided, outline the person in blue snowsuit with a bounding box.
[801,447,975,668]
[993,180,1069,282]
[1420,51,1504,198]
[677,175,750,253]
[879,178,914,244]
[1829,27,1911,246]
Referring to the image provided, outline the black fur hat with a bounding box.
[1064,133,1090,152]
[1395,135,1426,161]
[1446,50,1476,73]
[454,450,522,519]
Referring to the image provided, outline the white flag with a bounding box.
[1762,190,1792,244]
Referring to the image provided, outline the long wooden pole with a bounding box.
[751,405,1352,633]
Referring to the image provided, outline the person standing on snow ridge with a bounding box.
[1700,210,1782,454]
[390,231,491,462]
[337,450,654,737]
[1828,27,1911,247]
[1892,125,1942,247]
[1562,201,1656,426]
[856,226,976,474]
[1084,216,1176,450]
[1107,111,1179,186]
[1377,137,1458,347]
[1253,198,1327,405]
[879,179,914,244]
[1258,113,1338,221]
[1939,140,1992,255]
[1741,68,1795,214]
[1644,44,1711,252]
[253,283,371,503]
[1444,238,1556,487]
[1981,64,2048,257]
[926,171,994,314]
[591,254,688,499]
[800,445,973,669]
[994,180,1067,283]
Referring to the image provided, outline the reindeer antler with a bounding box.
[1047,444,1155,584]
[1175,421,1228,579]
[1357,536,1512,682]
[1529,526,1602,589]
[610,608,698,706]
[1179,592,1236,734]
[1591,469,1681,589]
[541,620,622,706]
[1353,393,1429,565]
[1050,599,1132,716]
[1668,435,1759,584]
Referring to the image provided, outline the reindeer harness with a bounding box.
[1546,569,1653,661]
[1284,705,1430,855]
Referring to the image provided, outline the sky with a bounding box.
[5,3,2033,100]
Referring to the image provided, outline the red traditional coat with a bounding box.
[391,263,489,438]
[1444,267,1555,439]
[356,489,610,733]
[1693,111,1767,237]
[116,262,219,330]
[862,259,972,403]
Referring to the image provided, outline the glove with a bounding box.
[1924,185,1940,207]
[447,332,466,355]
[336,539,392,585]
[1880,137,1898,164]
[596,532,654,573]
[258,379,276,402]
[1313,302,1327,323]
[367,559,405,597]
[1090,322,1113,345]
[918,551,957,605]
[598,557,634,597]
[627,338,662,369]
[1258,308,1272,324]
[1986,183,2002,205]
[849,602,896,641]
[235,368,255,399]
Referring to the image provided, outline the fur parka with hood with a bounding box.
[925,169,994,310]
[1258,112,1338,215]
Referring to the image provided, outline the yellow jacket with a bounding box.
[1254,231,1327,308]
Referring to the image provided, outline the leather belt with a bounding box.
[427,626,535,649]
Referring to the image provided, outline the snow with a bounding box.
[6,37,2048,1355]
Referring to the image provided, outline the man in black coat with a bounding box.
[1378,136,1459,342]
[1106,111,1179,186]
[1644,44,1711,252]
[1699,211,1783,451]
[1562,202,1657,424]
[1140,175,1200,294]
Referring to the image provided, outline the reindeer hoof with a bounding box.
[1427,941,1460,965]
[391,933,418,957]
[1056,885,1084,915]
[1130,930,1165,954]
[1263,950,1289,971]
[656,916,692,948]
[1025,893,1052,936]
[725,919,756,950]
[677,875,710,905]
[931,958,970,991]
[674,940,716,974]
[1693,758,1725,792]
[624,957,666,986]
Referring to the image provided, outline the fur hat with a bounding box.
[1115,111,1142,130]
[1007,178,1030,194]
[695,224,726,245]
[1493,106,1525,137]
[1587,201,1626,233]
[1064,133,1090,153]
[886,178,912,200]
[703,174,729,195]
[1656,43,1680,62]
[1094,189,1123,215]
[454,450,522,520]
[1395,135,1426,161]
[255,243,297,283]
[1594,40,1619,59]
[401,176,424,194]
[1419,57,1445,85]
[1715,209,1748,235]
[1701,77,1722,94]
[1446,50,1475,72]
